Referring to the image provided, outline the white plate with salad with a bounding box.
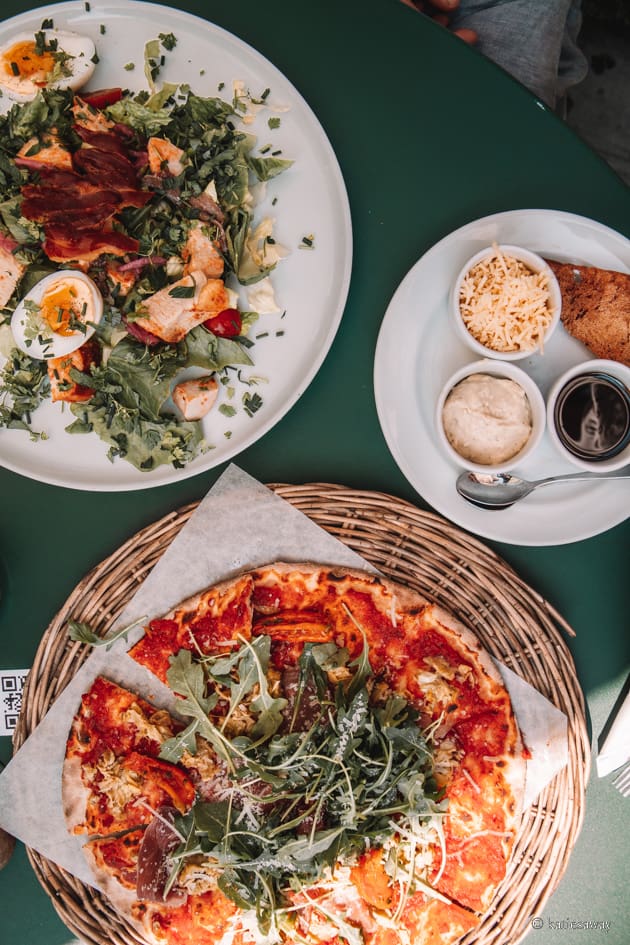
[0,1,352,490]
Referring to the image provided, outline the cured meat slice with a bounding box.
[136,806,187,904]
[43,227,139,263]
[19,113,149,263]
[73,146,139,189]
[74,125,134,157]
[21,188,120,228]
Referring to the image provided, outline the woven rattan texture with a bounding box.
[13,483,590,945]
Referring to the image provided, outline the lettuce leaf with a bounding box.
[67,400,203,471]
[246,155,293,182]
[106,98,174,136]
[184,326,253,370]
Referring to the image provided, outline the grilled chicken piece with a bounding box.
[197,278,231,318]
[172,375,219,420]
[133,271,229,344]
[16,133,73,171]
[147,137,187,177]
[182,223,224,278]
[0,243,25,308]
[72,96,116,133]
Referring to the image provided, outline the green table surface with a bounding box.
[0,0,629,943]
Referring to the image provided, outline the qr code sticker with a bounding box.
[0,670,29,736]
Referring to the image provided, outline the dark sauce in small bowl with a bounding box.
[553,372,630,461]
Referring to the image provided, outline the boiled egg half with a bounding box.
[11,270,103,360]
[0,29,96,102]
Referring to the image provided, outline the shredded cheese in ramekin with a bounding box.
[459,245,553,352]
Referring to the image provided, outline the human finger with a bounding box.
[426,0,461,11]
[453,27,478,45]
[399,0,476,44]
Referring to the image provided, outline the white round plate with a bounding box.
[374,209,630,546]
[0,1,352,491]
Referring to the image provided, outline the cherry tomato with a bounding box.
[203,308,242,337]
[81,88,124,109]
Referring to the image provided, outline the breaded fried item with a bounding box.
[545,260,630,366]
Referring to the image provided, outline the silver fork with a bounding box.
[612,762,630,796]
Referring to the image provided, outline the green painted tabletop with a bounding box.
[0,1,628,943]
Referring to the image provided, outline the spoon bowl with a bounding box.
[456,469,630,510]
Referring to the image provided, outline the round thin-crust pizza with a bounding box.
[63,562,526,945]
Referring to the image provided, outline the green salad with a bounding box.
[0,29,292,471]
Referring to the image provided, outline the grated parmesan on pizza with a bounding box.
[458,245,554,353]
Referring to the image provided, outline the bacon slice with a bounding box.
[73,146,139,189]
[22,171,98,199]
[123,316,162,347]
[43,227,139,264]
[22,168,81,189]
[19,107,150,265]
[74,125,133,157]
[80,88,124,110]
[21,187,121,229]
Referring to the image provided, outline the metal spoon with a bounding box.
[456,469,630,510]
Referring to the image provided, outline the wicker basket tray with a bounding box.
[13,483,590,945]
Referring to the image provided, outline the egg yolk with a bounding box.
[2,40,55,81]
[40,282,88,336]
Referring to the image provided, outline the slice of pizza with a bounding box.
[129,572,254,683]
[63,677,195,836]
[65,676,179,762]
[249,562,432,666]
[84,831,239,945]
[388,603,525,912]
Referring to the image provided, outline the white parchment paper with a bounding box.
[0,465,568,887]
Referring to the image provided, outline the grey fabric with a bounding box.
[449,0,589,107]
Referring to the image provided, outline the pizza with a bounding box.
[62,562,526,945]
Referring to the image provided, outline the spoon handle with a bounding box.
[535,471,630,489]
